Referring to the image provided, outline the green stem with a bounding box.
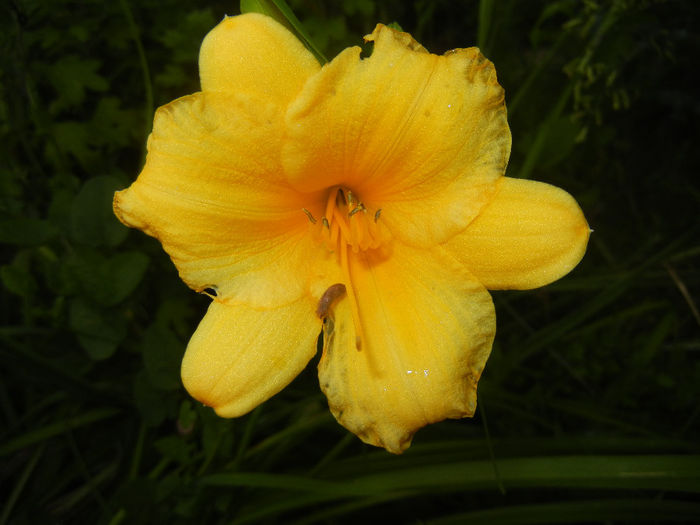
[517,84,572,180]
[128,423,147,480]
[478,398,505,495]
[0,443,45,525]
[119,0,154,163]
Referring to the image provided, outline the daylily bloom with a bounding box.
[113,13,589,453]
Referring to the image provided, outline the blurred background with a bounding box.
[1,0,699,523]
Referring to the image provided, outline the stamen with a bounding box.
[311,186,387,353]
[349,213,360,252]
[302,208,317,224]
[333,206,352,242]
[348,203,365,217]
[346,190,357,209]
[340,241,364,351]
[358,215,371,251]
[325,191,336,223]
[329,220,339,248]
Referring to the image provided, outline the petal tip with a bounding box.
[331,407,414,455]
[363,23,427,53]
[450,178,590,290]
[112,185,155,235]
[112,188,136,228]
[199,12,319,99]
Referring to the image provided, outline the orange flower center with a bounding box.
[317,187,384,254]
[303,187,387,351]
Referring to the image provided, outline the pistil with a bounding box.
[305,187,387,351]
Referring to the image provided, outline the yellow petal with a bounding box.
[113,92,322,307]
[199,13,320,105]
[182,297,320,417]
[447,177,590,290]
[284,24,510,247]
[318,244,495,453]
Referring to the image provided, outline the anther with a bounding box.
[347,191,357,208]
[348,203,365,217]
[302,208,317,224]
[317,186,385,255]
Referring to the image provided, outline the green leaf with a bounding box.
[0,408,121,457]
[104,251,150,305]
[200,408,234,467]
[69,297,126,360]
[240,0,286,21]
[0,218,56,246]
[177,400,197,434]
[133,370,170,427]
[428,499,700,525]
[477,0,496,52]
[142,322,183,391]
[154,435,193,464]
[48,121,94,168]
[70,175,129,247]
[90,97,138,149]
[537,115,582,168]
[201,455,700,523]
[66,248,149,307]
[0,259,37,298]
[517,85,573,179]
[46,56,108,114]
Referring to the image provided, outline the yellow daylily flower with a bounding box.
[113,13,589,454]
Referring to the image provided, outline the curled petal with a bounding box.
[113,92,322,307]
[447,177,590,290]
[199,13,320,103]
[182,298,320,417]
[318,244,495,453]
[284,24,510,247]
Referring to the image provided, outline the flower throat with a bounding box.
[304,187,386,351]
[302,187,383,253]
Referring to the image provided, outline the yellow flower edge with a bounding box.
[318,243,496,453]
[113,13,589,454]
[448,176,591,290]
[181,297,320,418]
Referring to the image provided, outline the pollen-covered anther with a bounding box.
[302,207,317,224]
[315,187,385,254]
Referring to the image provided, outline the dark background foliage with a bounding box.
[1,0,699,523]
